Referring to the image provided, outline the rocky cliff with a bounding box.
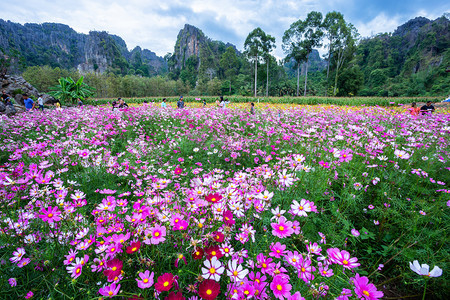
[0,19,166,75]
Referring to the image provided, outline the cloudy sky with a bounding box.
[1,0,448,58]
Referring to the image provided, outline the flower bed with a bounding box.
[0,104,448,299]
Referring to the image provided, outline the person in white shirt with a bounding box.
[38,95,44,111]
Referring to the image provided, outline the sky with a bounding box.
[1,0,449,59]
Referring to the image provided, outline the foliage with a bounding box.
[49,76,95,105]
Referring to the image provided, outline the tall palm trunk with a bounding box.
[254,56,258,97]
[304,55,309,97]
[266,60,269,97]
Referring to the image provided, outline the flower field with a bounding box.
[0,104,448,299]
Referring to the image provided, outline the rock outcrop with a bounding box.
[1,75,54,108]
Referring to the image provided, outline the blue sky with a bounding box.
[1,0,448,59]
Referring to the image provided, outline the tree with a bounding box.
[220,47,240,95]
[323,12,359,95]
[283,11,324,96]
[244,28,265,97]
[49,76,95,105]
[261,33,276,97]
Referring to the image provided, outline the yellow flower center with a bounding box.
[132,247,137,252]
[343,260,348,265]
[163,281,169,287]
[154,232,160,237]
[279,226,284,231]
[211,251,216,256]
[363,290,370,296]
[233,271,238,276]
[277,284,282,291]
[48,213,53,218]
[143,279,148,283]
[206,289,212,295]
[301,267,306,272]
[210,267,216,274]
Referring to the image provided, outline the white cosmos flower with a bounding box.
[201,256,224,281]
[409,260,442,277]
[227,259,249,282]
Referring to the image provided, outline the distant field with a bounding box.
[84,96,445,107]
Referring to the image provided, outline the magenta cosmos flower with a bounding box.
[155,273,175,292]
[350,274,383,300]
[136,270,154,289]
[38,206,61,223]
[99,283,120,297]
[271,216,294,238]
[270,274,292,299]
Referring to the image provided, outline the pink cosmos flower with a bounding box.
[334,250,360,269]
[10,247,26,263]
[318,262,334,277]
[297,256,315,282]
[269,242,287,258]
[336,288,353,300]
[25,291,33,299]
[350,274,383,300]
[318,232,326,244]
[66,262,83,278]
[147,224,166,244]
[18,258,31,268]
[271,216,294,238]
[256,253,274,274]
[270,274,292,299]
[339,149,353,162]
[99,283,121,298]
[136,270,154,289]
[8,278,17,287]
[288,291,306,300]
[38,206,61,223]
[238,281,256,298]
[306,242,322,255]
[351,229,360,237]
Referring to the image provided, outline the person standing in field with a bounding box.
[161,98,167,108]
[177,96,185,109]
[23,94,35,112]
[38,95,44,111]
[250,102,255,115]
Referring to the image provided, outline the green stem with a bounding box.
[422,278,428,300]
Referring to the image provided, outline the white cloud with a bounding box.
[355,13,402,38]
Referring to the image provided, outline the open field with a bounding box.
[0,104,448,299]
[83,96,447,107]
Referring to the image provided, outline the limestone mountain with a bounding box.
[166,24,243,86]
[0,19,166,76]
[355,16,449,96]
